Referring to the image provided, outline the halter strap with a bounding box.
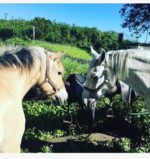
[40,52,58,95]
[84,66,113,94]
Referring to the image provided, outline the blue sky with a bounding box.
[0,4,149,43]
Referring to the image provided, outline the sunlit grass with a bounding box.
[5,38,92,60]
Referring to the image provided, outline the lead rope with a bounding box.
[125,88,149,123]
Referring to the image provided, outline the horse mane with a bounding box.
[106,48,150,79]
[0,46,34,70]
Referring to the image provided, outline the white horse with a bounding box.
[82,47,149,113]
[0,46,68,152]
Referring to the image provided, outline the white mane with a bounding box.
[106,48,150,111]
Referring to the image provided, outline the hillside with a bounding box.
[4,38,92,60]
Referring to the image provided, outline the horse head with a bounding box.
[82,46,116,120]
[38,50,68,104]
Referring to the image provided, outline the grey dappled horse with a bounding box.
[66,74,135,128]
[0,46,68,152]
[82,46,150,116]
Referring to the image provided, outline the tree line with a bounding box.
[0,17,123,51]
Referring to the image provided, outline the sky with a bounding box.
[0,3,149,43]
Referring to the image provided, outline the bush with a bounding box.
[0,28,14,40]
[23,100,78,131]
[0,18,120,51]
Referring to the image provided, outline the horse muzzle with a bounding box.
[55,88,68,105]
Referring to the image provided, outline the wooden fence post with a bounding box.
[32,26,35,40]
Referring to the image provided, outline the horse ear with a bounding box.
[97,49,106,64]
[100,49,106,62]
[48,52,64,61]
[90,46,99,59]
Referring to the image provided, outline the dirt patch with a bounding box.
[45,133,117,143]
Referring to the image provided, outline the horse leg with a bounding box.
[0,102,25,153]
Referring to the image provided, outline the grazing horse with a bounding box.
[82,46,150,115]
[0,46,68,153]
[66,73,135,128]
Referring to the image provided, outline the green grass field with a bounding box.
[5,38,92,60]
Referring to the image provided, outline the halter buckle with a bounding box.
[106,107,114,118]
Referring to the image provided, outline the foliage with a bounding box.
[0,28,14,40]
[23,100,78,131]
[41,145,53,153]
[129,97,150,152]
[101,32,119,51]
[24,127,65,141]
[120,4,150,38]
[0,17,120,51]
[112,138,131,152]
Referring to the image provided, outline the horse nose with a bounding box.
[56,88,68,105]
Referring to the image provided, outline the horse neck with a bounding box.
[106,51,129,85]
[0,52,46,100]
[23,51,47,98]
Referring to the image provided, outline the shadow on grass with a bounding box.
[21,137,125,153]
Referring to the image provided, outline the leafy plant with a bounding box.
[40,145,53,153]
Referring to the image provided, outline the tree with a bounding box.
[120,4,150,40]
[101,31,119,50]
[31,17,53,40]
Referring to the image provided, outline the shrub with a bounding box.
[23,100,78,131]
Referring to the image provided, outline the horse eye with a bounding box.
[58,72,62,75]
[91,73,98,80]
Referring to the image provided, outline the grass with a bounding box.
[4,38,92,60]
[63,56,88,79]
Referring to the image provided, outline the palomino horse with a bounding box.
[0,46,68,152]
[82,47,142,118]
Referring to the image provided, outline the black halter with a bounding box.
[84,63,113,94]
